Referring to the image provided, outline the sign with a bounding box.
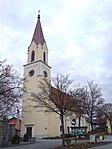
[90,135,96,143]
[71,127,87,135]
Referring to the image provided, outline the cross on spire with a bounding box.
[38,10,40,19]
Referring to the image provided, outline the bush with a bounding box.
[65,138,71,145]
[11,134,20,144]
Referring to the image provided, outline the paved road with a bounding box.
[0,139,62,149]
[0,138,112,149]
[90,143,112,149]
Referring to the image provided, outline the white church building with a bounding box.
[21,14,87,139]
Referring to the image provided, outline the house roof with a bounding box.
[32,14,45,45]
[8,117,21,130]
[8,117,21,124]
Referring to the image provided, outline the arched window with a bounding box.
[43,52,46,62]
[31,50,35,62]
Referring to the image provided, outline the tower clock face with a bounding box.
[28,69,35,77]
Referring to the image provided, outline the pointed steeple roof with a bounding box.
[32,13,45,45]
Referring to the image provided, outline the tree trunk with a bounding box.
[60,113,65,147]
[111,126,112,133]
[78,116,81,127]
[110,121,112,133]
[90,117,94,134]
[78,116,81,138]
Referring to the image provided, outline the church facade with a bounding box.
[21,14,86,139]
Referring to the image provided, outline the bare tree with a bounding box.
[82,81,104,133]
[0,60,23,116]
[70,86,85,127]
[103,103,112,133]
[31,74,74,146]
[96,106,107,132]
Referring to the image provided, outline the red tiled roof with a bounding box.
[50,86,73,109]
[50,86,84,113]
[32,15,45,45]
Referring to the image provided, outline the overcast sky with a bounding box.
[0,0,112,103]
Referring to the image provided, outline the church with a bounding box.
[21,14,87,139]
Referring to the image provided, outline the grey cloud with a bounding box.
[0,0,112,103]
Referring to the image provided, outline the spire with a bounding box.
[32,11,45,45]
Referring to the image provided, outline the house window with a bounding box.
[43,52,46,62]
[31,50,35,62]
[43,71,47,78]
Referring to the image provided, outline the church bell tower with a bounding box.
[25,13,51,80]
[22,13,53,138]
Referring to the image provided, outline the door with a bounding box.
[26,127,32,138]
